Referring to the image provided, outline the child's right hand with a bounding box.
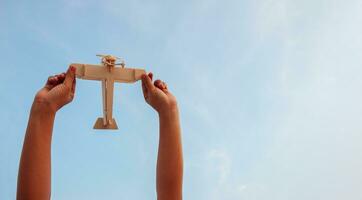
[141,73,177,115]
[33,66,76,113]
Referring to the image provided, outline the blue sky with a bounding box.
[1,0,362,199]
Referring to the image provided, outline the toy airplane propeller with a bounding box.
[71,54,145,130]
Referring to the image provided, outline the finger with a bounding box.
[148,72,153,81]
[163,82,168,90]
[155,80,168,92]
[160,81,166,89]
[142,73,155,90]
[161,81,168,91]
[45,77,52,88]
[141,77,148,99]
[43,76,55,91]
[71,75,76,94]
[46,75,58,85]
[49,75,59,82]
[162,82,169,94]
[154,80,169,94]
[49,73,65,85]
[158,81,166,92]
[57,73,66,83]
[64,66,76,88]
[154,79,162,88]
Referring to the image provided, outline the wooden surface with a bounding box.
[71,63,145,130]
[93,117,118,129]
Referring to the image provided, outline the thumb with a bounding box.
[64,65,76,88]
[141,73,154,90]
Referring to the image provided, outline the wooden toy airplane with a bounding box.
[71,54,145,130]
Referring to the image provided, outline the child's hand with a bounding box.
[141,72,177,115]
[33,66,76,113]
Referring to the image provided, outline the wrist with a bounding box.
[31,98,56,117]
[26,100,56,139]
[158,103,179,119]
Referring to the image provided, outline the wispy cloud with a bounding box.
[2,0,362,199]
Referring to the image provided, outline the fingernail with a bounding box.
[71,66,76,72]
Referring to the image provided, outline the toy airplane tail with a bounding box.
[93,117,118,129]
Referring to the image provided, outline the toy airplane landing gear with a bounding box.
[93,117,118,130]
[72,54,146,130]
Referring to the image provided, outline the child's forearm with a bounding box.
[156,106,183,200]
[17,102,55,200]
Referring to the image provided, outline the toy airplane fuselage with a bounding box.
[71,55,145,130]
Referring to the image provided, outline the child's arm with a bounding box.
[17,66,76,200]
[141,73,183,200]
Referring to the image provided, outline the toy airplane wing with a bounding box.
[71,63,145,82]
[113,67,146,83]
[71,63,106,80]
